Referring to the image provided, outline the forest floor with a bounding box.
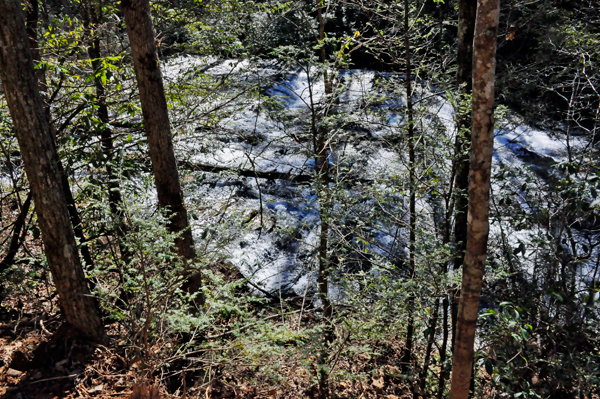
[0,271,414,399]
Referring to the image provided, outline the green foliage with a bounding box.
[479,300,600,397]
[1,0,600,396]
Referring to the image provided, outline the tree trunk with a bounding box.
[121,0,195,260]
[437,194,454,396]
[437,295,450,399]
[420,297,440,392]
[24,0,95,274]
[316,0,333,333]
[25,0,46,93]
[449,0,500,397]
[0,0,104,341]
[315,4,333,398]
[0,192,32,275]
[60,168,97,270]
[451,0,477,354]
[82,0,132,268]
[401,0,416,374]
[456,0,477,91]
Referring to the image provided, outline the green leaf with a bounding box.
[485,359,494,375]
[480,309,497,317]
[554,293,564,302]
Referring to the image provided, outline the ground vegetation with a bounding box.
[0,0,599,398]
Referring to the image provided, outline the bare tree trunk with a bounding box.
[315,4,333,398]
[121,0,195,260]
[401,0,416,374]
[437,294,450,399]
[420,297,440,392]
[0,192,32,275]
[0,0,104,341]
[25,0,46,94]
[456,0,477,91]
[438,199,455,396]
[61,168,97,268]
[82,0,132,268]
[449,0,500,397]
[451,0,477,354]
[24,0,95,274]
[315,125,332,399]
[316,0,333,333]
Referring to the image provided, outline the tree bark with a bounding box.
[456,0,477,92]
[0,0,104,340]
[60,168,97,270]
[25,0,47,97]
[82,0,132,268]
[315,4,333,398]
[25,0,96,274]
[0,192,32,275]
[449,0,500,397]
[437,294,450,399]
[420,297,440,392]
[121,0,195,260]
[451,0,478,354]
[316,0,333,331]
[401,0,416,374]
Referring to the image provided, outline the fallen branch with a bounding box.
[179,160,313,183]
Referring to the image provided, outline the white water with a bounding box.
[159,56,600,298]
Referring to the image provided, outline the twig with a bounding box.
[28,374,80,384]
[206,309,304,340]
[244,153,264,238]
[297,280,311,331]
[507,350,522,364]
[40,319,51,336]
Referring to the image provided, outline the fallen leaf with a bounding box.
[372,375,385,392]
[6,368,22,377]
[88,384,104,393]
